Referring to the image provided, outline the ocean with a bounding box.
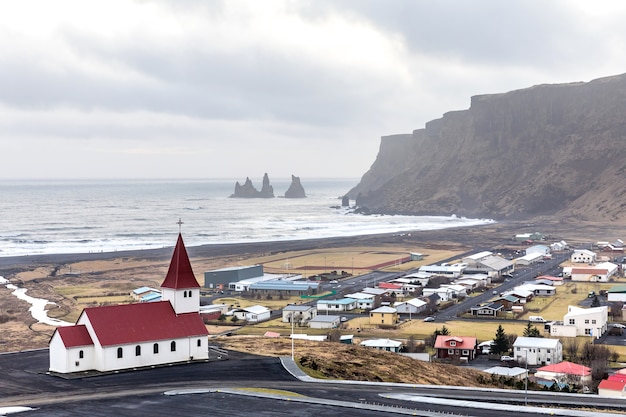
[0,178,495,257]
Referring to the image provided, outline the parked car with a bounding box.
[424,316,435,322]
[612,323,626,329]
[500,355,515,361]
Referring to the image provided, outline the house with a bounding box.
[377,282,404,297]
[440,284,468,298]
[571,249,597,264]
[534,361,592,386]
[418,263,467,278]
[422,287,455,302]
[515,232,544,242]
[401,272,432,286]
[317,298,357,312]
[607,285,626,303]
[550,240,568,251]
[360,338,403,352]
[308,315,340,329]
[344,292,377,310]
[49,233,209,374]
[502,288,533,303]
[394,298,427,316]
[483,366,528,380]
[598,378,626,397]
[434,335,477,362]
[470,302,503,317]
[516,283,556,297]
[233,305,271,323]
[512,337,562,366]
[526,245,551,257]
[549,305,608,339]
[369,306,398,326]
[570,262,618,282]
[514,252,543,266]
[493,295,521,310]
[131,286,159,301]
[282,304,317,325]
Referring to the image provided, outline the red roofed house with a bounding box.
[599,378,626,397]
[49,233,209,374]
[434,335,477,362]
[534,361,592,387]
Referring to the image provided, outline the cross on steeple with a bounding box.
[177,218,184,233]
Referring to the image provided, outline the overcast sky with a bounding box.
[2,0,626,180]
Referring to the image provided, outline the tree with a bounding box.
[492,325,510,355]
[523,322,543,337]
[440,325,450,335]
[591,295,600,308]
[564,337,580,361]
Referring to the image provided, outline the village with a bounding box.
[103,232,626,396]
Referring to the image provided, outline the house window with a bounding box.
[592,319,596,324]
[448,349,454,354]
[171,341,177,352]
[79,350,84,359]
[516,347,521,351]
[584,328,592,335]
[197,339,202,347]
[462,350,469,355]
[584,319,589,324]
[569,319,575,325]
[117,347,123,358]
[135,345,141,356]
[450,341,456,347]
[547,349,551,353]
[153,343,159,354]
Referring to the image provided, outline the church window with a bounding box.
[79,350,84,359]
[183,290,188,298]
[197,339,201,347]
[135,345,141,356]
[153,343,159,354]
[171,341,176,352]
[117,347,123,358]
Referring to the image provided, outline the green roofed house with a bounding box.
[608,285,626,303]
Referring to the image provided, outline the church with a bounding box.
[49,233,209,374]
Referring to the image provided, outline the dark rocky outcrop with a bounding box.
[347,73,626,221]
[284,175,306,198]
[230,173,275,198]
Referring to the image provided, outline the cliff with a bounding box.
[230,173,275,198]
[348,73,626,221]
[284,175,307,198]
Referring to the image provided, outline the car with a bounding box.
[423,316,435,322]
[340,316,348,322]
[612,323,626,329]
[500,355,515,361]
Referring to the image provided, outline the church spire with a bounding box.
[161,233,200,289]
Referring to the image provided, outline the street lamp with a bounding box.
[290,313,295,360]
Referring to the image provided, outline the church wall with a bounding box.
[162,287,200,315]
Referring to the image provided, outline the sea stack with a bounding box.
[284,175,306,198]
[230,174,275,198]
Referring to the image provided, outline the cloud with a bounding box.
[1,0,626,179]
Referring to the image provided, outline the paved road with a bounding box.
[1,349,624,416]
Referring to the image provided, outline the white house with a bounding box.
[234,305,271,323]
[550,240,568,251]
[550,305,608,339]
[49,233,209,374]
[570,262,618,282]
[571,249,597,264]
[526,245,550,257]
[317,298,357,312]
[418,263,467,278]
[394,298,427,315]
[308,315,340,329]
[515,252,544,266]
[608,285,626,303]
[282,304,317,324]
[422,287,455,302]
[512,337,562,366]
[516,283,556,297]
[360,338,403,352]
[344,292,376,310]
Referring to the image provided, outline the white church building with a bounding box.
[49,233,209,374]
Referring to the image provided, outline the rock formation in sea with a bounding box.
[284,175,307,198]
[230,173,275,198]
[347,73,626,221]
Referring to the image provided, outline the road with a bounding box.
[1,349,624,416]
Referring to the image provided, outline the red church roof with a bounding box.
[55,324,94,348]
[161,233,200,289]
[82,301,207,346]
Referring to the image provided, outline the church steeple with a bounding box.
[161,233,200,290]
[161,230,201,315]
